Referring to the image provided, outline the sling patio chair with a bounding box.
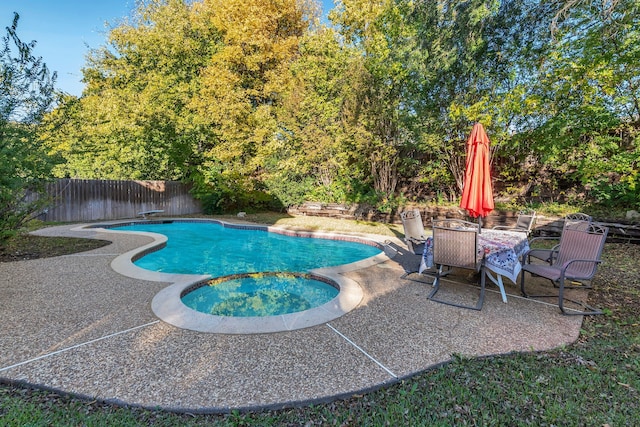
[520,221,608,315]
[400,208,429,255]
[492,210,537,235]
[428,219,486,311]
[527,213,593,265]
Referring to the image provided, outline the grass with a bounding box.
[1,215,639,425]
[216,212,406,237]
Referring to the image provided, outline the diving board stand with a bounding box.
[137,209,165,219]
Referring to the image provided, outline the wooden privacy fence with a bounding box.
[37,179,201,222]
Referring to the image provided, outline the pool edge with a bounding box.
[76,219,395,334]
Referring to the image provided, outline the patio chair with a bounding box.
[520,221,608,315]
[428,219,486,311]
[400,209,429,255]
[567,212,592,222]
[492,210,536,235]
[527,213,593,265]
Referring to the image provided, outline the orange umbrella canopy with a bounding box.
[459,123,494,218]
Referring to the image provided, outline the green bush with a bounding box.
[200,187,283,215]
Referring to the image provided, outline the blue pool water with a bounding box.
[182,273,339,317]
[113,221,381,316]
[114,221,381,275]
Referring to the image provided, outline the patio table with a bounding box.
[419,228,530,303]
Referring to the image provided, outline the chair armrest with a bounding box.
[521,246,560,265]
[528,236,560,249]
[561,258,602,270]
[528,236,559,244]
[520,248,537,264]
[559,258,602,280]
[492,225,515,231]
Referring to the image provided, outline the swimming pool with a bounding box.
[101,219,390,333]
[113,221,382,276]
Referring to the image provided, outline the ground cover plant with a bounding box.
[1,215,638,425]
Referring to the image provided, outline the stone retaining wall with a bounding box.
[287,202,640,243]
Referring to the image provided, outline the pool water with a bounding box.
[182,273,339,317]
[113,221,381,317]
[115,221,381,275]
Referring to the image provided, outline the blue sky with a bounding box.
[1,0,336,97]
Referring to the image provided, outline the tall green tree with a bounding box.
[331,0,424,201]
[44,0,217,180]
[330,0,550,202]
[512,0,640,206]
[189,0,313,210]
[403,0,525,199]
[45,0,315,211]
[0,13,57,239]
[267,27,367,205]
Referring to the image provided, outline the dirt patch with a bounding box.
[0,235,111,262]
[584,243,640,324]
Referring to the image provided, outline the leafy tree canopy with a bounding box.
[41,0,640,211]
[1,13,57,239]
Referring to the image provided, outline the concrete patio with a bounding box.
[0,222,585,413]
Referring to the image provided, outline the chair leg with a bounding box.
[428,266,485,311]
[427,269,442,299]
[477,268,486,309]
[520,269,529,298]
[403,265,450,281]
[558,278,603,316]
[521,271,602,315]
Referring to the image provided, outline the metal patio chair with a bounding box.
[400,208,429,255]
[428,219,486,311]
[527,213,593,265]
[492,210,537,236]
[520,221,608,315]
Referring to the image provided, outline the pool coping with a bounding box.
[76,219,394,334]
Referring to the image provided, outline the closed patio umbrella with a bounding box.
[459,123,494,228]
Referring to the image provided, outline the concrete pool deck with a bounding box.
[0,222,585,413]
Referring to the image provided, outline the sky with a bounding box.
[1,0,336,97]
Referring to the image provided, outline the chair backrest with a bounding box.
[515,211,536,233]
[553,215,593,246]
[560,214,591,234]
[565,212,592,223]
[401,209,426,240]
[431,219,481,271]
[555,222,608,279]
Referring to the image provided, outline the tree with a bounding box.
[189,0,313,210]
[512,0,640,207]
[0,13,57,239]
[40,0,640,211]
[44,0,216,180]
[331,0,421,202]
[267,28,367,205]
[45,0,315,211]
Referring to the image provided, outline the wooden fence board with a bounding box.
[36,179,201,222]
